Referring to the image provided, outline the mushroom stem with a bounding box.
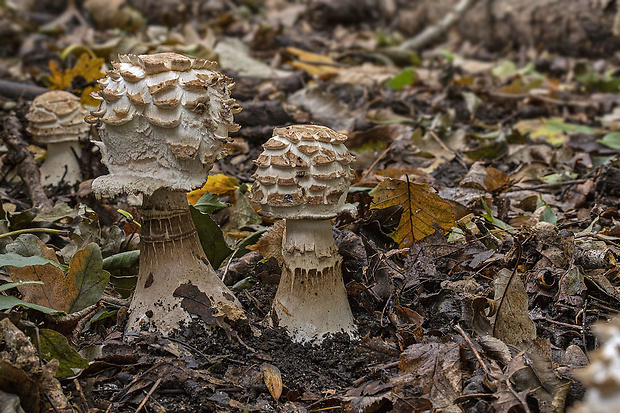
[127,188,242,334]
[272,219,355,342]
[40,141,82,186]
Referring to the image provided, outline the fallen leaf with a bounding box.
[33,328,89,377]
[68,243,110,313]
[261,363,283,401]
[514,118,595,147]
[492,269,537,345]
[47,53,105,106]
[287,46,340,78]
[393,342,461,413]
[371,178,455,247]
[188,175,239,203]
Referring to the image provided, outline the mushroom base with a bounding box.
[271,219,355,343]
[126,189,244,335]
[40,141,82,186]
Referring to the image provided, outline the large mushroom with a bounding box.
[26,90,89,186]
[250,124,356,343]
[572,318,620,413]
[87,52,244,334]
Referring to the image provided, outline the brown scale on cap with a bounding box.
[250,124,355,220]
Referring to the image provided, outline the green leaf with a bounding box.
[0,253,61,268]
[0,280,43,292]
[32,328,89,377]
[385,69,416,90]
[597,132,620,150]
[537,195,557,226]
[481,198,514,233]
[0,295,63,314]
[68,243,111,313]
[193,192,231,215]
[102,250,140,271]
[190,206,233,269]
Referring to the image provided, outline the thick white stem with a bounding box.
[39,141,82,186]
[126,189,243,334]
[272,219,355,343]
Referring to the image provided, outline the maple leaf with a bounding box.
[47,53,105,106]
[371,178,455,248]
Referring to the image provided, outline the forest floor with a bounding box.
[1,0,620,412]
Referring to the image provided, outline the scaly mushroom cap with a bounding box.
[250,124,355,219]
[26,90,89,145]
[575,319,620,410]
[87,52,241,197]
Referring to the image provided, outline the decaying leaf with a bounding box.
[492,269,537,345]
[392,342,461,412]
[248,219,285,263]
[371,178,456,247]
[5,243,109,314]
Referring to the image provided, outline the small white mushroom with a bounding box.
[26,90,89,186]
[87,52,244,335]
[250,124,356,343]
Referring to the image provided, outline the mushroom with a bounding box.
[572,318,620,413]
[87,52,244,334]
[250,124,356,343]
[26,90,89,186]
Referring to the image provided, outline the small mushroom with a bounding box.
[572,318,620,413]
[26,90,89,186]
[250,124,356,343]
[87,52,244,334]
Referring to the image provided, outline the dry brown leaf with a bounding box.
[492,268,537,346]
[261,363,282,401]
[371,178,455,248]
[247,219,285,263]
[10,264,78,313]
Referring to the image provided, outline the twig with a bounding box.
[428,130,468,170]
[2,113,53,211]
[0,79,48,101]
[359,141,395,183]
[135,378,162,413]
[455,324,492,378]
[0,228,69,240]
[397,0,480,51]
[508,179,588,192]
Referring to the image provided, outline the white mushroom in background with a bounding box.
[26,90,89,186]
[250,124,357,343]
[572,318,620,413]
[87,52,244,335]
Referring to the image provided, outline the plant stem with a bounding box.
[0,228,69,240]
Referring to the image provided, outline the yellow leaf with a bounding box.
[47,53,105,106]
[286,46,340,78]
[514,117,596,147]
[371,178,455,248]
[187,174,239,204]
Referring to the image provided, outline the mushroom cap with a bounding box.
[87,52,241,197]
[26,90,89,145]
[250,124,356,220]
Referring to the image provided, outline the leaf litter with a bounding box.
[1,0,620,412]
